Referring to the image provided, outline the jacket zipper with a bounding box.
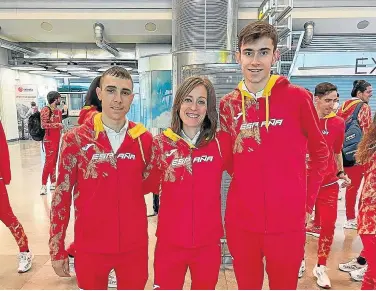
[191,148,195,247]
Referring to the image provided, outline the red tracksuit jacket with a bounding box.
[143,129,232,248]
[0,121,11,185]
[319,113,345,186]
[40,106,62,141]
[337,99,372,133]
[49,113,152,260]
[78,105,99,125]
[219,75,329,233]
[358,152,376,235]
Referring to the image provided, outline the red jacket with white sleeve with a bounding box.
[143,129,232,248]
[219,75,329,234]
[49,113,152,261]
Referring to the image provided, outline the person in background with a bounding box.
[143,76,232,289]
[0,119,33,273]
[40,91,62,195]
[354,114,376,290]
[304,82,350,288]
[337,80,373,230]
[78,76,102,125]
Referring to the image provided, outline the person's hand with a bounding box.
[52,258,71,277]
[339,173,351,188]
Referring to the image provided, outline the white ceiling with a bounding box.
[0,2,374,44]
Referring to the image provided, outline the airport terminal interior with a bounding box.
[0,0,375,290]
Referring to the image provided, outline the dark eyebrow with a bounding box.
[243,47,271,52]
[121,88,132,94]
[187,95,207,99]
[105,85,117,90]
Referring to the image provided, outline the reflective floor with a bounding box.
[0,141,363,290]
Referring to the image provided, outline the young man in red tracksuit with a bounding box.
[355,115,376,290]
[0,120,33,273]
[304,83,351,288]
[49,67,152,290]
[219,21,329,290]
[40,91,63,195]
[337,80,373,230]
[143,76,232,290]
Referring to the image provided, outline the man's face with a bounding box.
[359,86,373,103]
[236,36,278,89]
[315,91,338,117]
[96,75,134,121]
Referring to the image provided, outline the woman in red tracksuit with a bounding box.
[355,115,376,290]
[143,76,232,290]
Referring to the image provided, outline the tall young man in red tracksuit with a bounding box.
[0,120,33,273]
[304,82,350,288]
[49,67,152,290]
[40,91,63,195]
[219,21,329,290]
[337,80,373,230]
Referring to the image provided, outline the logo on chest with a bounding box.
[240,118,284,130]
[91,152,136,161]
[171,155,214,167]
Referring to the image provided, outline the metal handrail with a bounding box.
[288,31,305,79]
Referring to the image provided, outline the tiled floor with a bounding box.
[0,141,363,290]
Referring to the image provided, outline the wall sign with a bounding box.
[355,57,376,75]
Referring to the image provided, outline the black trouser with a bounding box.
[153,194,160,214]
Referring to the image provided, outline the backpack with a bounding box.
[342,102,364,167]
[28,107,52,141]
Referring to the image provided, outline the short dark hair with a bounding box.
[31,101,36,107]
[351,80,371,97]
[100,66,133,89]
[314,82,337,97]
[85,76,102,112]
[238,21,278,51]
[47,91,61,105]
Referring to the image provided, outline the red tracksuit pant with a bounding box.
[313,183,339,265]
[75,247,148,290]
[345,165,364,220]
[360,234,376,290]
[153,241,221,290]
[42,138,60,185]
[0,181,29,252]
[226,227,305,290]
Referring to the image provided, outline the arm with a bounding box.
[334,119,351,187]
[41,107,62,130]
[0,121,11,184]
[143,138,163,195]
[49,133,78,262]
[358,104,372,133]
[301,91,329,214]
[217,130,233,176]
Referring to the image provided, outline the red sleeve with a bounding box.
[41,107,62,130]
[333,118,345,154]
[143,137,163,195]
[217,130,233,176]
[0,121,11,185]
[358,104,372,133]
[300,89,329,213]
[49,132,78,261]
[219,97,233,136]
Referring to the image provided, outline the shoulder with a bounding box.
[220,89,241,105]
[285,84,312,103]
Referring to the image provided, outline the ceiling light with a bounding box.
[357,20,370,29]
[41,22,53,32]
[145,22,157,32]
[12,65,46,71]
[55,65,90,72]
